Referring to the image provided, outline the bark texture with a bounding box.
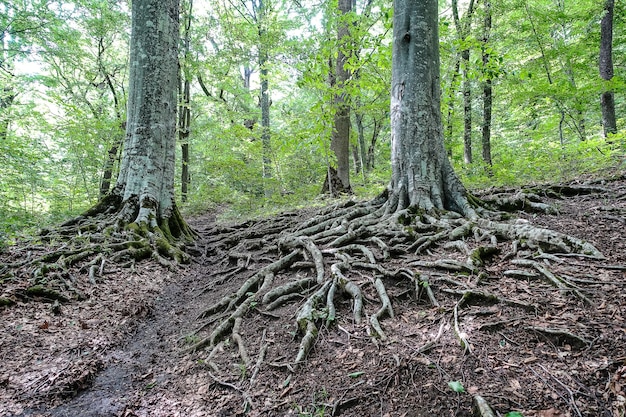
[389,0,473,216]
[113,0,183,233]
[600,0,617,137]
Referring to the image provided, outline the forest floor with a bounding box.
[1,174,626,417]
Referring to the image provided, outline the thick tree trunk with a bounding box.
[327,0,352,194]
[600,0,617,137]
[111,0,186,236]
[388,0,473,216]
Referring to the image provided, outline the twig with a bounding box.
[208,372,253,411]
[453,301,471,354]
[249,329,267,388]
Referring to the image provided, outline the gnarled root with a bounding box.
[3,196,196,305]
[189,185,604,384]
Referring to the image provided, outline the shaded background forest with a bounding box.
[1,0,625,239]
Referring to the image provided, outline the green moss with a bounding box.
[470,246,500,266]
[0,297,14,307]
[26,285,69,302]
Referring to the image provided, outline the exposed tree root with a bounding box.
[1,195,196,305]
[187,183,607,404]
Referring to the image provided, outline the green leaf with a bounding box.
[447,380,465,393]
[348,371,365,378]
[505,413,524,417]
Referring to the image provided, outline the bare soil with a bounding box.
[1,176,625,417]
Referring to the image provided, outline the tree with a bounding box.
[187,0,602,378]
[387,0,473,215]
[452,0,476,165]
[480,1,493,167]
[58,0,194,262]
[179,0,193,202]
[600,0,617,137]
[325,0,353,195]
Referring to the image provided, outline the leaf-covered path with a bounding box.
[2,175,626,417]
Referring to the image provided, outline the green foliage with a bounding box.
[0,0,625,237]
[447,380,465,393]
[457,133,625,190]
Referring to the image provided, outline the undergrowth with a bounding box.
[2,131,625,239]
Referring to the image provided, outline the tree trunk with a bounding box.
[481,1,493,167]
[444,57,460,156]
[388,0,473,216]
[99,136,122,197]
[452,0,476,165]
[97,36,126,198]
[0,86,15,142]
[179,0,193,203]
[355,107,367,175]
[109,0,188,238]
[600,0,617,137]
[327,0,352,194]
[366,117,382,171]
[257,0,272,195]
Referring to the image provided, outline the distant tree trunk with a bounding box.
[0,87,15,142]
[387,0,473,216]
[366,117,383,171]
[97,37,126,198]
[452,0,476,165]
[444,58,460,156]
[179,77,191,202]
[179,0,193,203]
[325,0,352,195]
[355,107,367,175]
[99,136,122,198]
[600,0,617,137]
[257,0,272,195]
[481,1,493,168]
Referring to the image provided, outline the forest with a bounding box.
[1,0,625,416]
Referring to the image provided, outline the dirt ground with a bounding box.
[1,175,625,417]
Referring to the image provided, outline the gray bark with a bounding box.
[388,0,472,216]
[114,0,180,227]
[600,0,617,137]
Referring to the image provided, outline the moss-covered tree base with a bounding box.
[3,193,196,304]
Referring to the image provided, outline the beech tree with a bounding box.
[387,0,473,215]
[187,0,601,375]
[55,0,194,263]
